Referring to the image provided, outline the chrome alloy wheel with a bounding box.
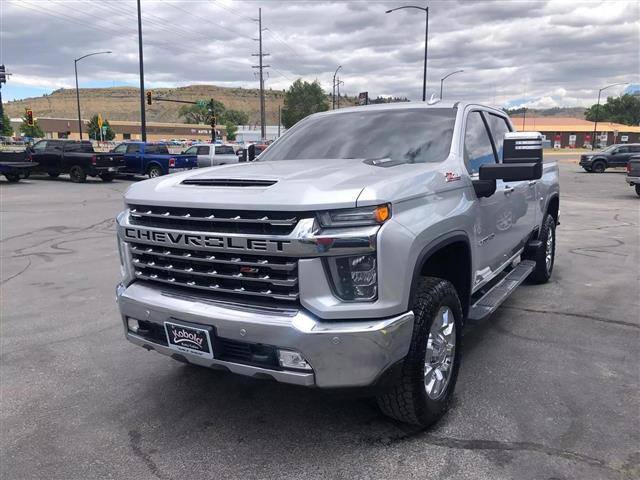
[424,306,456,400]
[545,227,554,272]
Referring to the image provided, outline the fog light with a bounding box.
[127,318,140,333]
[277,350,312,370]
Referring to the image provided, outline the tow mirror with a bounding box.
[479,132,543,182]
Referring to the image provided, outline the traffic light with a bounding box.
[0,64,6,84]
[211,116,216,127]
[146,91,152,105]
[25,109,34,126]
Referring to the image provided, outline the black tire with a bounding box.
[525,214,556,284]
[635,184,640,197]
[376,277,463,427]
[100,173,115,182]
[69,165,87,183]
[591,160,606,173]
[147,165,163,179]
[4,173,20,183]
[48,172,60,178]
[582,167,592,173]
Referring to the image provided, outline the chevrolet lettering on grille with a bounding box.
[123,227,292,253]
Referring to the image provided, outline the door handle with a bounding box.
[503,186,514,195]
[528,180,537,186]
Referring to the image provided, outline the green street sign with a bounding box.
[196,100,207,108]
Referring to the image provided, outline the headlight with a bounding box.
[326,253,377,301]
[318,204,391,228]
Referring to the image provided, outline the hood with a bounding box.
[124,158,445,211]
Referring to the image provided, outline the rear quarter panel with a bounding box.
[537,158,560,229]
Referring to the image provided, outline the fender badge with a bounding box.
[445,172,461,182]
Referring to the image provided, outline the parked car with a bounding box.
[626,155,640,197]
[0,150,37,182]
[111,142,197,178]
[27,139,125,183]
[115,101,559,427]
[580,143,640,173]
[183,143,239,168]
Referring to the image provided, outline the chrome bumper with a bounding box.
[116,282,414,388]
[626,175,640,185]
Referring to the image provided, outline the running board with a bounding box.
[467,260,535,322]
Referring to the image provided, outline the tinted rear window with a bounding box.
[215,146,235,155]
[64,142,93,153]
[259,108,457,163]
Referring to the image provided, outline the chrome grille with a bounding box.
[128,204,305,235]
[130,243,299,302]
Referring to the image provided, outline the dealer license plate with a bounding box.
[164,321,213,359]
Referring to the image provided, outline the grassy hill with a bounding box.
[4,84,355,125]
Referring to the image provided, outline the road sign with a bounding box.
[101,126,107,135]
[358,92,369,106]
[97,114,103,129]
[196,100,207,108]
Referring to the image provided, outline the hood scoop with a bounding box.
[181,178,278,187]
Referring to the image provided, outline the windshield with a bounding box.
[259,107,457,163]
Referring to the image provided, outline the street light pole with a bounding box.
[137,0,147,142]
[439,69,463,100]
[332,65,342,110]
[386,5,429,101]
[336,79,344,108]
[73,51,111,140]
[591,82,627,150]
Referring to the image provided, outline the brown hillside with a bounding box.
[4,84,354,125]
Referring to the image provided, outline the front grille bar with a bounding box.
[132,258,298,287]
[134,270,299,302]
[130,207,297,227]
[130,244,297,272]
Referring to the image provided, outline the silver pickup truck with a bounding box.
[115,102,559,427]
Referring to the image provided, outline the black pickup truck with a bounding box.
[626,155,640,197]
[28,139,125,183]
[579,143,640,173]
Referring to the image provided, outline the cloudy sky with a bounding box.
[1,0,638,108]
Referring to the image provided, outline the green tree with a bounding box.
[222,109,249,125]
[19,114,44,138]
[225,121,238,141]
[179,99,226,124]
[1,112,13,136]
[87,114,115,140]
[584,94,640,126]
[281,79,329,128]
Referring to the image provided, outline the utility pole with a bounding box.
[336,78,344,109]
[137,0,147,141]
[278,104,281,137]
[252,8,270,142]
[332,65,342,110]
[208,98,216,143]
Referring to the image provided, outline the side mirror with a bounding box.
[472,178,497,198]
[478,132,543,182]
[247,144,256,162]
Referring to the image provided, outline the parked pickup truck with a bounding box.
[115,102,559,427]
[182,143,239,168]
[579,143,640,173]
[626,155,640,197]
[28,139,125,183]
[111,142,197,178]
[0,150,37,182]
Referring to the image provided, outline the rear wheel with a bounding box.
[4,173,20,182]
[591,160,606,173]
[100,172,115,182]
[48,172,60,178]
[376,277,462,427]
[69,165,87,183]
[635,184,640,197]
[147,165,162,178]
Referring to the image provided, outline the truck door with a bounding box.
[29,140,48,172]
[484,112,537,244]
[125,143,143,173]
[197,145,210,166]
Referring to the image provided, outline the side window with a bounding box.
[48,141,63,152]
[184,146,197,155]
[197,146,209,155]
[464,111,496,174]
[145,144,158,154]
[113,144,127,154]
[32,141,47,152]
[616,146,629,154]
[126,144,141,154]
[485,114,512,162]
[630,145,640,153]
[217,146,235,154]
[154,144,169,154]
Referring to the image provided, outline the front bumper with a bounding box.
[626,175,640,185]
[116,282,414,388]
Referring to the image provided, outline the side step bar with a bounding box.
[467,260,536,322]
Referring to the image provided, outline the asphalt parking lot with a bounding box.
[1,159,638,480]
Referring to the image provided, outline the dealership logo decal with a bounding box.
[170,326,204,349]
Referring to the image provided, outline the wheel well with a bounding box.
[547,195,559,224]
[592,157,607,166]
[419,241,472,318]
[146,162,162,173]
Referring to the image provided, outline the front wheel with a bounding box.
[69,165,87,183]
[147,165,163,178]
[377,277,463,427]
[525,214,556,284]
[4,173,20,182]
[591,161,606,173]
